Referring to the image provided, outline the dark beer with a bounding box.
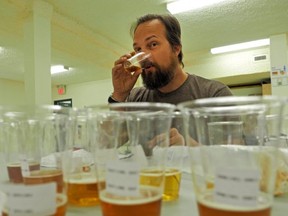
[197,192,271,216]
[7,162,40,183]
[100,186,162,216]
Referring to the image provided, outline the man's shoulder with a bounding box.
[130,86,148,94]
[188,73,226,86]
[188,73,213,82]
[127,86,152,102]
[186,73,232,97]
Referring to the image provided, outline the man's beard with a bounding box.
[141,56,177,90]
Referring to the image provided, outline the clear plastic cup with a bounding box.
[90,102,175,216]
[178,96,285,216]
[123,52,151,72]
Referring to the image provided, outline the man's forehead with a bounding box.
[133,20,165,45]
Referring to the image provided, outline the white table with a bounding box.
[67,172,288,216]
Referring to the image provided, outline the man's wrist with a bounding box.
[109,92,128,103]
[108,95,119,103]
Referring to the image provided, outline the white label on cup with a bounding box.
[0,183,56,216]
[106,160,140,196]
[19,155,30,177]
[71,156,83,172]
[214,168,260,207]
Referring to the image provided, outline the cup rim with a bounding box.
[109,102,176,110]
[177,95,286,110]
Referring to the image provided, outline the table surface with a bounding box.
[66,172,288,216]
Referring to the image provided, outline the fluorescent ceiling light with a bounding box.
[167,0,227,14]
[51,65,69,74]
[211,39,270,54]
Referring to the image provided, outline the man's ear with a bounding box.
[173,45,182,56]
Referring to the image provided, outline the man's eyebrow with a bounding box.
[133,35,158,48]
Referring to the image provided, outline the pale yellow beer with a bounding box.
[7,162,40,183]
[23,169,64,193]
[197,191,271,216]
[2,193,67,216]
[139,169,165,187]
[65,176,100,206]
[100,186,162,216]
[162,168,182,201]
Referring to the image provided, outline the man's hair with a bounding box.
[130,14,184,68]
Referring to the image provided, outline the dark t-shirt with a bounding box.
[126,73,232,105]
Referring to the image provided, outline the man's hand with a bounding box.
[111,52,142,101]
[147,128,199,148]
[169,128,185,146]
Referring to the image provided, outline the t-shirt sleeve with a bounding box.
[213,85,233,97]
[201,78,233,97]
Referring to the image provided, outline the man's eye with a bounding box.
[149,42,158,48]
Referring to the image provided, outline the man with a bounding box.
[108,13,232,105]
[109,14,232,146]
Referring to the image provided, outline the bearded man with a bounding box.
[109,13,232,105]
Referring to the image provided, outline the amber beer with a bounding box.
[125,65,141,73]
[23,169,64,193]
[123,51,150,73]
[197,192,271,216]
[54,193,67,216]
[7,162,40,183]
[2,193,67,216]
[100,186,162,216]
[65,177,100,206]
[162,168,182,201]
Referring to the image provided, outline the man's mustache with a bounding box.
[141,60,154,69]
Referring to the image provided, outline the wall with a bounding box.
[52,79,112,108]
[184,47,270,79]
[230,85,262,96]
[0,79,25,105]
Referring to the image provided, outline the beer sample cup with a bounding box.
[62,108,100,207]
[1,107,40,184]
[123,52,151,73]
[0,107,10,183]
[273,103,288,196]
[90,103,175,216]
[163,111,185,201]
[178,96,284,216]
[1,105,69,216]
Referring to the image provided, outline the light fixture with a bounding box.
[167,0,227,14]
[210,39,270,54]
[51,65,69,74]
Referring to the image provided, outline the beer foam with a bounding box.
[198,192,272,212]
[7,162,39,167]
[65,177,97,184]
[7,163,21,167]
[165,168,181,176]
[140,170,164,177]
[100,187,162,205]
[27,170,62,178]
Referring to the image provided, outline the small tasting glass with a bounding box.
[123,52,151,72]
